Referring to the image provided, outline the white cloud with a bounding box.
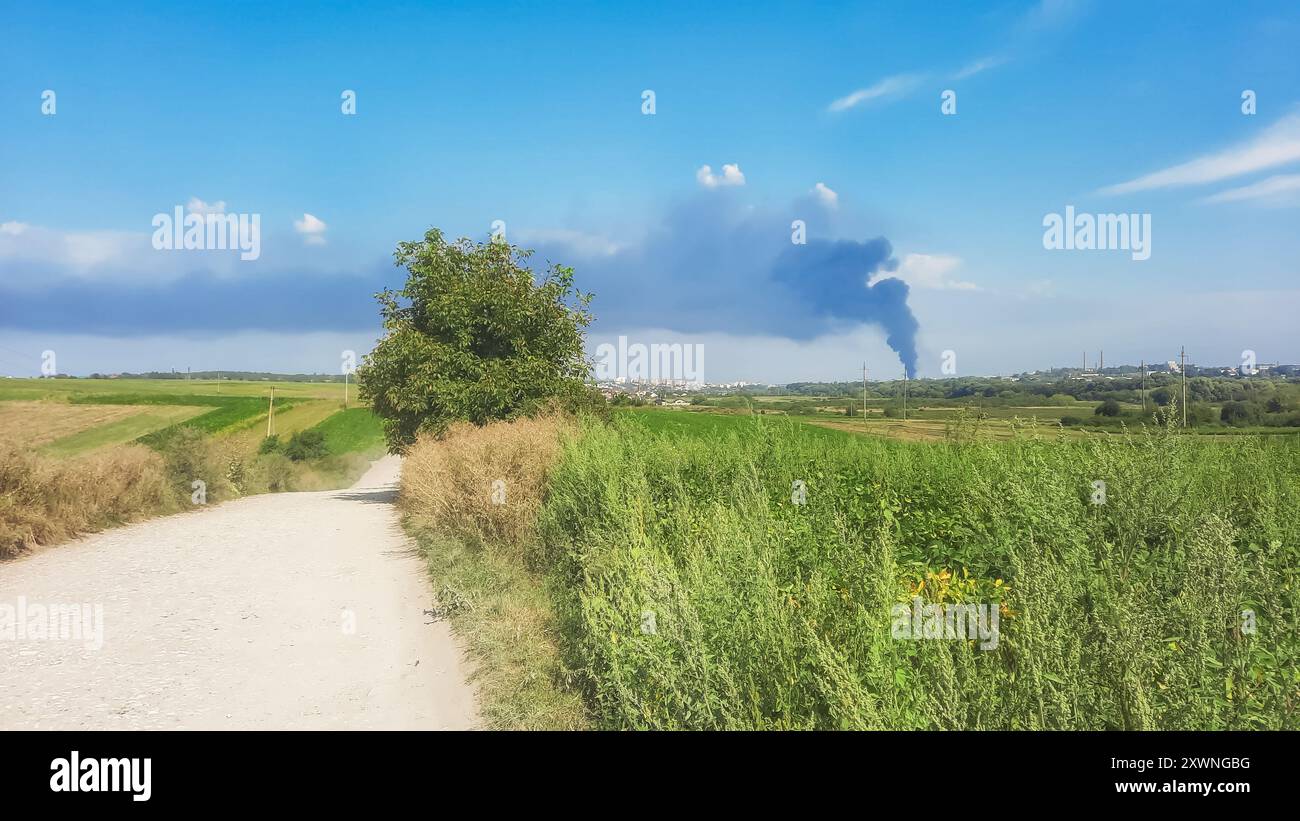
[514,228,624,257]
[0,214,355,289]
[1100,112,1300,195]
[1200,173,1300,205]
[881,253,979,291]
[827,74,923,113]
[1020,0,1087,33]
[293,213,328,245]
[811,182,838,208]
[696,163,746,188]
[0,330,380,377]
[186,197,227,217]
[0,224,158,282]
[952,56,1005,80]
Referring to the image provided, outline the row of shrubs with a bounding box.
[1060,398,1300,428]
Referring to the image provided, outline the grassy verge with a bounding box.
[401,409,1300,729]
[399,417,588,729]
[0,444,174,557]
[538,414,1299,729]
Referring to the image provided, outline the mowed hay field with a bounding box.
[0,378,352,457]
[0,400,172,450]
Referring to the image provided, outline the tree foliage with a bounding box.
[357,229,593,451]
[1095,398,1121,417]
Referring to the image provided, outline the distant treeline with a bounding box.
[784,374,1300,403]
[781,374,1300,429]
[87,371,345,383]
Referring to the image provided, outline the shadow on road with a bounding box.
[333,488,398,505]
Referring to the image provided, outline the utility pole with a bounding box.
[267,386,276,437]
[1180,346,1187,427]
[862,361,867,423]
[344,371,349,410]
[1140,360,1146,412]
[902,369,908,421]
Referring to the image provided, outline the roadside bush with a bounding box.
[258,434,281,454]
[284,430,328,462]
[0,445,172,557]
[401,416,569,550]
[248,452,297,492]
[155,426,235,503]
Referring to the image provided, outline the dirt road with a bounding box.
[0,456,478,730]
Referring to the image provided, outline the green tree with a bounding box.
[1095,398,1121,417]
[357,229,593,451]
[1220,401,1256,427]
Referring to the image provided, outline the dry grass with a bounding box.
[399,415,588,729]
[401,416,568,552]
[0,444,173,558]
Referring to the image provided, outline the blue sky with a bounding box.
[1,0,1298,381]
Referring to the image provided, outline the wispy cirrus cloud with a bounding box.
[514,228,624,257]
[825,1,1087,114]
[1200,173,1300,205]
[1100,112,1300,195]
[827,74,924,113]
[952,55,1006,80]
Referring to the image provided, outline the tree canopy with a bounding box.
[357,229,593,451]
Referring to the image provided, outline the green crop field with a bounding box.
[0,378,370,459]
[309,407,387,456]
[531,412,1300,730]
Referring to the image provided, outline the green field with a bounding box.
[39,405,209,457]
[636,396,1300,444]
[621,406,844,438]
[0,377,344,401]
[309,407,387,456]
[532,412,1300,729]
[0,378,373,460]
